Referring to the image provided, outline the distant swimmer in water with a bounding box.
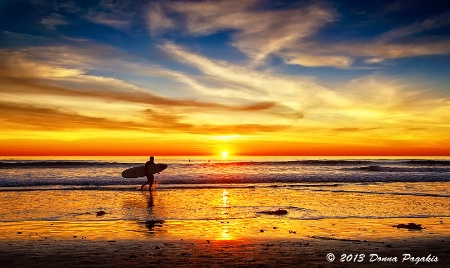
[141,156,155,191]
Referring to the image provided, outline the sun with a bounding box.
[221,151,228,159]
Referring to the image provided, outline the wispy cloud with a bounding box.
[40,13,69,30]
[85,11,132,30]
[160,42,336,114]
[0,97,286,137]
[2,37,448,140]
[148,0,450,68]
[283,54,354,68]
[0,42,294,136]
[0,100,140,131]
[82,0,147,31]
[149,0,337,66]
[0,47,164,116]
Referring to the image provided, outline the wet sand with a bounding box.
[1,236,449,267]
[1,218,449,267]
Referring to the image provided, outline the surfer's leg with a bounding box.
[148,174,154,191]
[141,178,149,190]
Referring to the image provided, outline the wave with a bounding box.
[403,160,450,166]
[1,174,449,189]
[0,161,126,168]
[351,165,450,172]
[291,159,450,166]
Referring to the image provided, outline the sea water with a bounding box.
[1,156,450,187]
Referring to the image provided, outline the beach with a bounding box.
[1,157,449,266]
[1,188,449,267]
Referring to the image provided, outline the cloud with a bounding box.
[160,42,336,113]
[148,2,176,34]
[379,13,450,42]
[326,76,450,136]
[0,46,219,108]
[299,5,450,61]
[82,0,146,31]
[148,0,450,68]
[0,98,286,137]
[364,58,384,64]
[149,0,337,65]
[332,39,450,60]
[0,100,141,131]
[140,108,286,135]
[339,76,449,111]
[3,39,447,142]
[332,127,379,132]
[239,102,276,111]
[40,13,69,30]
[0,43,293,136]
[283,54,354,68]
[55,1,81,13]
[85,11,132,30]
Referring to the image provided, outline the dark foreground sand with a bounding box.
[1,237,449,267]
[1,217,449,267]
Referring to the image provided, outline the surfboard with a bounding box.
[121,164,168,178]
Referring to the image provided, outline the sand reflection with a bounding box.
[219,190,233,240]
[1,187,449,243]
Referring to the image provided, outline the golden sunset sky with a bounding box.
[1,0,449,156]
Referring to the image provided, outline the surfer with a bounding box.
[141,156,155,191]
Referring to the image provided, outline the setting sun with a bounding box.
[221,151,228,159]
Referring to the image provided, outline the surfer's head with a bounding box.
[150,156,154,162]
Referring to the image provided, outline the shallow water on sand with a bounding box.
[1,186,449,222]
[0,186,449,243]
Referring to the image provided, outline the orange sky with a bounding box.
[1,135,450,156]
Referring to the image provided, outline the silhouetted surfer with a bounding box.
[141,156,155,191]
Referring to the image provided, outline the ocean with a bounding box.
[2,156,450,187]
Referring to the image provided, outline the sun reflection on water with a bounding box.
[219,190,233,240]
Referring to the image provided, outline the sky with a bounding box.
[0,0,449,156]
